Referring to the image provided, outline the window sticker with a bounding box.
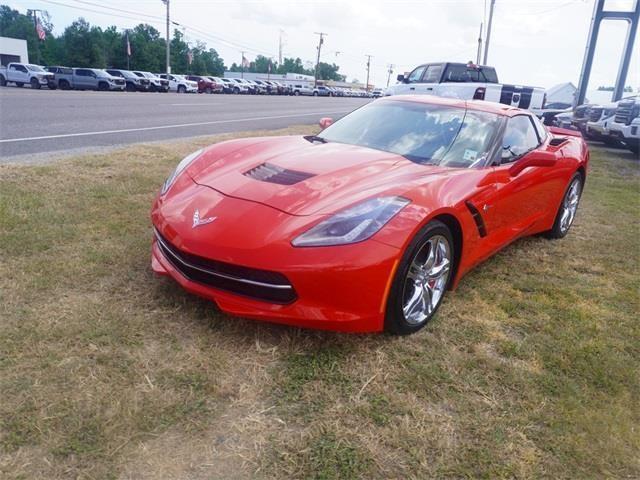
[463,149,478,161]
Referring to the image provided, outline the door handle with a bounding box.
[426,87,433,91]
[409,87,415,91]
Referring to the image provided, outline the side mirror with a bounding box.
[509,150,556,177]
[319,117,333,130]
[396,74,405,82]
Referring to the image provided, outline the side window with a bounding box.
[501,115,540,163]
[407,66,427,83]
[422,65,442,83]
[530,114,547,142]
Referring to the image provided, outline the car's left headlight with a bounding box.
[292,196,410,247]
[161,149,203,195]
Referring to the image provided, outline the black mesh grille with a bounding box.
[614,100,636,125]
[244,163,315,185]
[155,229,296,304]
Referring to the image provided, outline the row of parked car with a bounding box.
[551,96,640,155]
[0,62,378,97]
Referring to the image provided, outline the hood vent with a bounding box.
[244,163,315,185]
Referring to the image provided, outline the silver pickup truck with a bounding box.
[386,62,546,114]
[69,68,125,91]
[0,62,55,89]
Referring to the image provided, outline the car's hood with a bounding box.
[190,136,449,216]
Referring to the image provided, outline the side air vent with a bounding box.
[465,201,487,238]
[549,137,567,147]
[244,163,315,185]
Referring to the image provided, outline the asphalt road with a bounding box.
[0,87,370,162]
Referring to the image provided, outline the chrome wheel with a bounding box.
[560,178,581,233]
[402,235,451,325]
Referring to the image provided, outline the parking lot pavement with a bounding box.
[0,88,370,162]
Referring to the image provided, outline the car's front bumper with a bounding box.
[150,189,401,332]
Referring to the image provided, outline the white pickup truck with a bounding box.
[608,96,640,154]
[385,62,546,113]
[0,62,55,89]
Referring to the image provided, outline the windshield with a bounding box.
[319,100,502,168]
[94,70,110,78]
[27,64,46,72]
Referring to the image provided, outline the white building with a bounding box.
[0,36,29,66]
[545,82,576,106]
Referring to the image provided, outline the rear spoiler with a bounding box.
[548,126,583,138]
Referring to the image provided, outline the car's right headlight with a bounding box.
[292,196,410,247]
[161,149,203,195]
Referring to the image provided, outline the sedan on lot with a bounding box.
[151,96,588,334]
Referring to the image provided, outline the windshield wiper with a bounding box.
[303,135,328,144]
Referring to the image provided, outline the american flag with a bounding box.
[241,55,250,68]
[187,50,193,65]
[35,18,46,41]
[126,32,131,57]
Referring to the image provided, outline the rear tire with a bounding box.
[178,85,186,94]
[31,78,41,89]
[545,172,583,239]
[0,75,5,86]
[385,220,454,335]
[60,80,70,90]
[294,90,300,96]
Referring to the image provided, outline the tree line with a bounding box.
[0,4,345,80]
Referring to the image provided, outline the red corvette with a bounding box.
[151,96,588,334]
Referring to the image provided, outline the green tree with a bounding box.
[60,18,106,67]
[129,24,165,72]
[276,57,307,75]
[317,62,345,81]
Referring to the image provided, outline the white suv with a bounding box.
[291,84,313,96]
[159,74,197,93]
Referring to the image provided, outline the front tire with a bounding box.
[178,85,186,94]
[31,78,41,89]
[385,220,454,335]
[545,172,583,239]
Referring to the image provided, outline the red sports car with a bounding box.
[151,96,588,334]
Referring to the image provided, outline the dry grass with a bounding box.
[0,130,638,479]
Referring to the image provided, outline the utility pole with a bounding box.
[365,54,373,91]
[483,0,495,65]
[162,0,170,73]
[278,29,284,65]
[386,64,394,88]
[313,32,327,87]
[476,22,483,64]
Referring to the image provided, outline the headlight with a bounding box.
[161,149,203,195]
[292,196,410,247]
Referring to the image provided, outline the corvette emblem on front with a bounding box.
[192,209,216,228]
